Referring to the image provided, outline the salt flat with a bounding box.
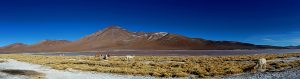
[0,59,161,79]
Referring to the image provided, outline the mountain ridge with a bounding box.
[0,26,286,53]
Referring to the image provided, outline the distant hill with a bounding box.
[0,26,286,53]
[286,45,300,49]
[0,43,28,52]
[0,40,71,52]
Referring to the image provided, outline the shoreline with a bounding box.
[3,49,300,56]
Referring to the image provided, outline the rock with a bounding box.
[0,60,7,63]
[252,58,267,73]
[0,69,45,79]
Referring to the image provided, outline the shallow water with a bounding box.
[28,49,300,56]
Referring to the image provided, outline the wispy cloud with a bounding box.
[245,32,300,46]
[262,38,278,42]
[262,38,300,43]
[290,31,300,34]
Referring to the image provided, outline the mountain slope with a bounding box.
[0,26,286,53]
[0,40,71,52]
[25,40,71,52]
[0,43,28,52]
[58,26,285,52]
[60,26,208,51]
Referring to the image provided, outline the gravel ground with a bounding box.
[224,57,300,79]
[224,67,300,79]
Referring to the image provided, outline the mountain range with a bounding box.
[0,26,286,53]
[287,45,300,49]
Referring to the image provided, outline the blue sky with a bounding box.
[0,0,300,46]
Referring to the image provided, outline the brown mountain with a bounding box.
[0,40,71,53]
[59,26,284,51]
[0,43,28,52]
[60,26,210,51]
[0,26,285,53]
[25,40,71,52]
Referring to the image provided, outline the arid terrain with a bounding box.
[1,53,300,79]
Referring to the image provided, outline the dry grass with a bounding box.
[1,53,300,78]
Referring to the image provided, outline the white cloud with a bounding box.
[245,32,300,46]
[262,38,300,43]
[262,38,276,42]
